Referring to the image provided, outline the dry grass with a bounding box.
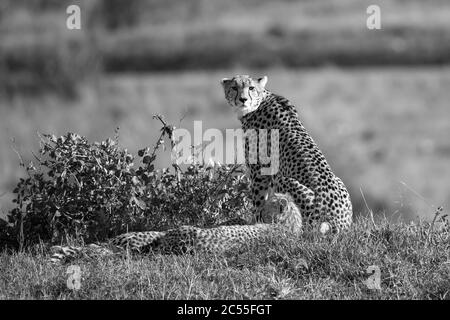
[1,216,449,299]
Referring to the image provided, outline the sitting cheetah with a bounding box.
[221,75,353,232]
[49,192,300,262]
[143,191,302,254]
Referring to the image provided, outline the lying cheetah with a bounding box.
[49,192,301,263]
[221,75,353,232]
[50,230,165,264]
[143,192,302,254]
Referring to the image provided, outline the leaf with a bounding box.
[137,148,147,157]
[143,155,151,164]
[136,199,147,210]
[143,154,156,165]
[131,176,140,185]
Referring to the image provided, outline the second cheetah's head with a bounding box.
[221,75,268,120]
[261,191,303,234]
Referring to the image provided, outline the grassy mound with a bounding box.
[1,216,448,299]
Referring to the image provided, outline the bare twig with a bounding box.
[10,137,25,168]
[150,114,171,160]
[399,181,434,209]
[114,127,120,144]
[178,110,188,126]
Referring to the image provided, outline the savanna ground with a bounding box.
[1,0,450,300]
[1,217,449,299]
[1,68,449,300]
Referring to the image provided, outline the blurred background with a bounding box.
[0,0,449,222]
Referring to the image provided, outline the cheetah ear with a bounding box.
[264,188,274,201]
[258,76,268,88]
[268,187,275,199]
[221,78,232,88]
[280,197,289,208]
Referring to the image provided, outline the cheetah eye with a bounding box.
[249,86,255,91]
[231,86,238,91]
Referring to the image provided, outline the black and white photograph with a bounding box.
[0,0,449,303]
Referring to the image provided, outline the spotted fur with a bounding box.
[49,193,301,262]
[221,75,353,232]
[261,191,302,234]
[49,230,165,263]
[144,192,302,254]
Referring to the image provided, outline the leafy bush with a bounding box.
[0,219,16,251]
[1,115,251,249]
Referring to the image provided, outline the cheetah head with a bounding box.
[261,191,303,234]
[221,75,268,119]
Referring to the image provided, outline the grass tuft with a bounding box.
[1,216,449,299]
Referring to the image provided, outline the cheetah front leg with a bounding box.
[250,172,272,222]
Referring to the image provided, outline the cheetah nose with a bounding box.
[239,98,247,103]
